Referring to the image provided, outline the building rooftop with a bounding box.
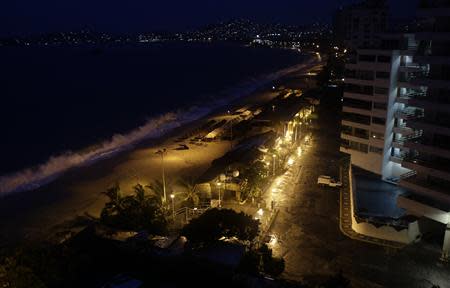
[353,166,407,219]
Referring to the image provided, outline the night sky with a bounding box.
[1,0,418,36]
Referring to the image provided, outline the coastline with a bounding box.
[0,55,321,248]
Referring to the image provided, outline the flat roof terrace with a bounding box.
[353,166,407,219]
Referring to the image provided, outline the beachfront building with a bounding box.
[340,0,450,258]
[340,34,417,181]
[395,0,450,259]
[334,0,388,50]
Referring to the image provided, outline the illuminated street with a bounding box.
[266,89,450,288]
[1,1,449,286]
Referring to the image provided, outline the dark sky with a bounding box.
[1,0,418,36]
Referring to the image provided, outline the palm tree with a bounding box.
[102,183,123,216]
[176,177,201,208]
[133,183,147,204]
[146,179,170,205]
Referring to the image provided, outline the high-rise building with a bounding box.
[396,0,450,258]
[334,0,388,50]
[340,34,417,181]
[340,0,450,258]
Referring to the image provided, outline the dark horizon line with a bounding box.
[1,18,332,39]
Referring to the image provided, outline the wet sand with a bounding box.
[0,57,321,248]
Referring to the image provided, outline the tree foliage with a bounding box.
[100,183,167,234]
[176,176,201,208]
[0,257,47,288]
[146,179,169,205]
[182,208,259,245]
[240,161,268,201]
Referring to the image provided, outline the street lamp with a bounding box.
[156,148,167,203]
[272,154,277,176]
[217,182,222,208]
[170,194,175,220]
[257,208,264,217]
[219,173,226,207]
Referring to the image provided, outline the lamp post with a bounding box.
[293,121,298,142]
[217,182,222,208]
[170,194,175,221]
[272,154,277,176]
[219,173,226,207]
[156,148,167,204]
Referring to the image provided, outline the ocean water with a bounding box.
[0,43,306,195]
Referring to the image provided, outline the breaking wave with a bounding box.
[0,58,313,197]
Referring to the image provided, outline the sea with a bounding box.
[0,42,306,195]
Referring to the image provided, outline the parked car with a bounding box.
[317,175,342,187]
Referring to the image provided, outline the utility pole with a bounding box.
[170,194,175,221]
[272,154,276,176]
[156,148,167,203]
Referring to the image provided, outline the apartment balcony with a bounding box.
[341,120,371,131]
[396,90,427,104]
[408,119,450,136]
[409,98,450,112]
[399,174,450,206]
[398,70,430,88]
[345,62,391,73]
[405,140,450,160]
[390,150,409,164]
[393,130,424,147]
[393,123,415,135]
[345,78,375,87]
[402,155,450,181]
[399,69,430,82]
[342,106,372,117]
[399,63,426,73]
[415,55,450,65]
[394,107,425,120]
[390,155,403,164]
[415,78,450,89]
[416,32,450,41]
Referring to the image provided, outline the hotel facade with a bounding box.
[339,0,450,257]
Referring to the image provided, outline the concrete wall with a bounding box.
[341,147,383,175]
[349,166,420,244]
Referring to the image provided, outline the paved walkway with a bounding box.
[339,161,405,249]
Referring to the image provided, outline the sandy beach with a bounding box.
[0,57,322,248]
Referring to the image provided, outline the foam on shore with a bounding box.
[0,59,314,197]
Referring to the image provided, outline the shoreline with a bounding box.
[0,56,314,197]
[0,56,321,248]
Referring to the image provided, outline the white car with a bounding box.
[317,175,342,188]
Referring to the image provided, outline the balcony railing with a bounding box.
[395,108,425,120]
[402,151,450,178]
[399,70,430,83]
[394,130,424,145]
[400,63,423,69]
[400,170,417,180]
[397,91,427,103]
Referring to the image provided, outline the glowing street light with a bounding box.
[217,182,222,208]
[272,154,277,176]
[257,208,264,217]
[170,194,175,220]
